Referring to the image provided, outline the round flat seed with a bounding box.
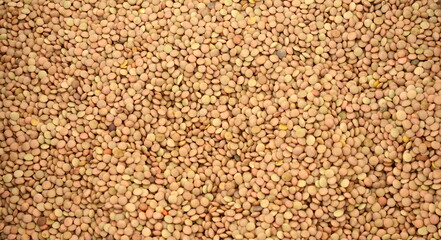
[296,129,306,138]
[333,210,344,218]
[340,179,350,188]
[10,112,19,121]
[125,203,136,212]
[24,154,34,161]
[3,174,13,183]
[293,201,303,210]
[403,152,412,162]
[396,110,407,121]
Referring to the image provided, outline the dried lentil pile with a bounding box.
[1,0,441,239]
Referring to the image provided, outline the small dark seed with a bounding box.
[252,206,263,212]
[107,235,115,240]
[276,49,286,59]
[118,38,127,44]
[108,123,116,132]
[411,59,420,65]
[37,217,46,226]
[71,80,80,89]
[380,105,388,112]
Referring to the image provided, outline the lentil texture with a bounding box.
[1,0,441,240]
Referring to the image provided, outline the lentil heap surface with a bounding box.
[1,0,441,239]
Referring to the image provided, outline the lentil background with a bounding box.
[1,0,441,239]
